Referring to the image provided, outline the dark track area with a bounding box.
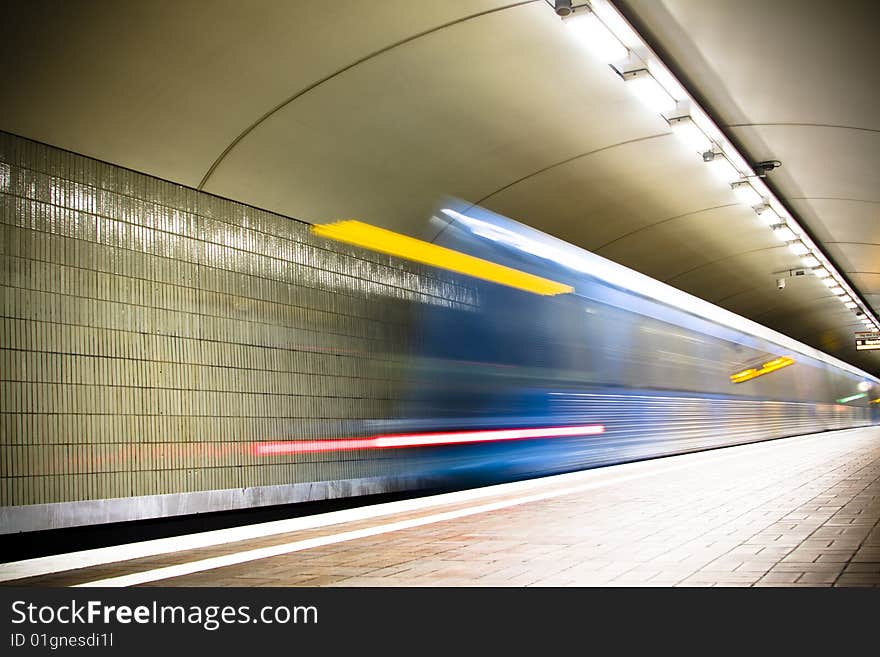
[0,488,452,564]
[2,461,588,564]
[0,438,811,565]
[0,463,613,564]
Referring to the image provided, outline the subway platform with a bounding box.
[3,426,879,588]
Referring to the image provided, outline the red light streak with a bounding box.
[252,424,606,456]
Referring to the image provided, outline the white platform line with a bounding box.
[0,429,859,585]
[74,432,850,587]
[0,468,624,583]
[74,457,717,587]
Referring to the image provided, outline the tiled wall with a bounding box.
[0,131,474,527]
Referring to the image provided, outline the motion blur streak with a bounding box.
[252,424,606,456]
[729,356,795,383]
[311,220,573,296]
[277,200,876,498]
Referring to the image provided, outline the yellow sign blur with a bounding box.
[730,356,795,384]
[312,220,573,296]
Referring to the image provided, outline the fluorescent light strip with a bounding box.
[564,8,628,63]
[667,115,712,153]
[772,225,796,242]
[755,205,781,225]
[788,241,809,256]
[621,68,677,113]
[646,60,689,102]
[720,145,752,176]
[561,1,879,332]
[749,177,771,198]
[705,152,741,184]
[251,424,606,456]
[731,180,763,207]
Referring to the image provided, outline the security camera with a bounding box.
[776,278,786,290]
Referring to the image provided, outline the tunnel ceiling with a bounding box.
[2,0,878,374]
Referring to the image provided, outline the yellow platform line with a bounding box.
[312,220,573,296]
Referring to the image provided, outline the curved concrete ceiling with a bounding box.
[2,0,877,374]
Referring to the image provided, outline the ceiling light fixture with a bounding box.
[730,181,764,207]
[703,150,742,184]
[563,7,629,63]
[787,241,809,256]
[801,255,820,268]
[754,204,781,225]
[550,0,880,334]
[619,68,678,113]
[771,225,796,242]
[666,115,713,153]
[720,147,753,176]
[748,177,771,197]
[646,61,689,102]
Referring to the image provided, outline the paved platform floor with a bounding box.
[5,426,880,587]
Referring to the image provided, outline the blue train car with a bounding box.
[366,200,879,484]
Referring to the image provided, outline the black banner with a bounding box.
[0,586,874,653]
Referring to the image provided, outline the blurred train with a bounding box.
[304,201,880,487]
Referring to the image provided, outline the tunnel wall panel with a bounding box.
[0,131,474,532]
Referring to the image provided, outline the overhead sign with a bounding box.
[855,331,880,351]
